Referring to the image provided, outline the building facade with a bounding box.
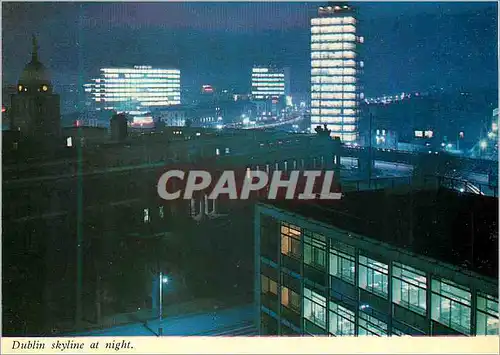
[84,66,181,124]
[10,36,61,140]
[251,66,289,117]
[255,192,498,336]
[310,4,364,142]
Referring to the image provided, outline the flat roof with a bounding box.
[260,188,498,279]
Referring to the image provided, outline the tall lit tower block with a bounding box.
[310,3,364,142]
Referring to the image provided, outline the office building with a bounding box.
[251,66,289,117]
[310,4,363,142]
[251,66,288,100]
[255,189,498,336]
[84,65,181,124]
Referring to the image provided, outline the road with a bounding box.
[73,304,257,337]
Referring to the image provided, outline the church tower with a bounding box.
[10,35,61,139]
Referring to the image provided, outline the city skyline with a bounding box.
[2,1,498,109]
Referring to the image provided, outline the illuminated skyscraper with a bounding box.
[310,4,364,142]
[84,66,181,124]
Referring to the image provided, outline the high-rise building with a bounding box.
[310,3,364,142]
[84,65,181,124]
[10,36,61,139]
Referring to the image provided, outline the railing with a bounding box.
[341,175,498,198]
[429,175,498,198]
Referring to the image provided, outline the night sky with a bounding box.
[2,2,498,105]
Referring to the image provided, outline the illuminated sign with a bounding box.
[202,85,214,94]
[414,130,423,138]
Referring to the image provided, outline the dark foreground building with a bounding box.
[255,187,498,336]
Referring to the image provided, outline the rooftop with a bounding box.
[261,187,498,279]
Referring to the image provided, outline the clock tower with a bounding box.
[10,35,61,139]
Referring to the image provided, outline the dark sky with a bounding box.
[2,2,498,100]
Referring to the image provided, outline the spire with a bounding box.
[31,34,39,63]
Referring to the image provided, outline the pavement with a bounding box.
[72,304,257,336]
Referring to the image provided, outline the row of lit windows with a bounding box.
[311,117,356,124]
[143,101,179,106]
[311,108,356,116]
[252,83,285,87]
[311,34,356,42]
[102,68,180,74]
[90,84,181,89]
[252,78,285,82]
[311,78,356,86]
[252,91,283,97]
[311,100,357,108]
[93,92,180,97]
[312,84,356,92]
[101,74,180,79]
[312,68,357,76]
[276,223,499,335]
[252,73,285,78]
[312,43,356,51]
[311,17,356,26]
[311,25,356,34]
[312,60,357,68]
[95,78,180,83]
[291,268,496,337]
[311,95,357,102]
[311,51,356,60]
[92,89,180,94]
[94,98,180,103]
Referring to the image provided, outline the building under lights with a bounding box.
[84,66,181,126]
[255,188,498,336]
[251,66,289,116]
[310,3,363,142]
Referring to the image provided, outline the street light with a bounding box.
[158,272,168,336]
[480,140,487,150]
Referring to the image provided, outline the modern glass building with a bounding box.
[251,67,287,100]
[255,189,498,336]
[84,66,181,124]
[310,4,364,142]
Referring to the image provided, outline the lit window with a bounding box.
[304,288,326,329]
[159,206,164,219]
[225,147,230,154]
[476,293,499,335]
[358,312,387,336]
[431,278,471,334]
[359,256,389,298]
[281,223,301,259]
[281,286,301,312]
[261,275,278,296]
[143,208,150,223]
[329,241,355,284]
[392,263,427,315]
[304,231,326,270]
[66,137,73,147]
[329,301,355,336]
